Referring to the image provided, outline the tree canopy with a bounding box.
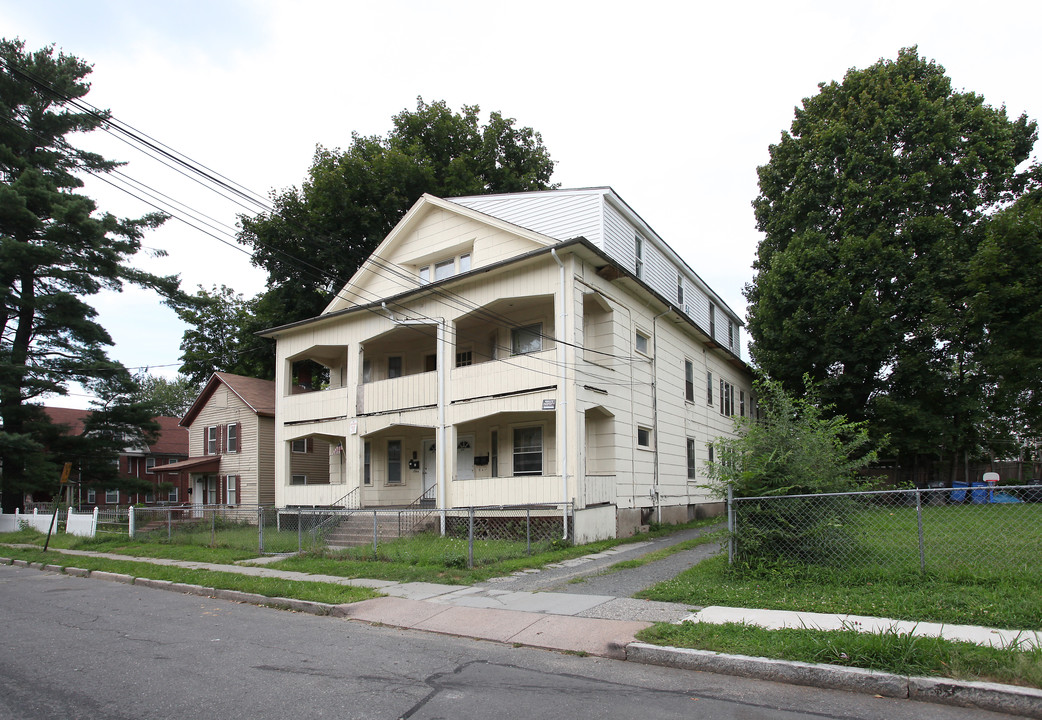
[175,99,558,381]
[0,38,178,509]
[131,372,200,417]
[746,47,1038,476]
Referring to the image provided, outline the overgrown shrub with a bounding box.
[706,376,882,566]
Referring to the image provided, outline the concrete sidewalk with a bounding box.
[4,544,1042,718]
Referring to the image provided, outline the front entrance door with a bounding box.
[456,434,475,481]
[193,476,205,517]
[422,438,436,499]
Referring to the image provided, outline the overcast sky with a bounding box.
[5,0,1041,408]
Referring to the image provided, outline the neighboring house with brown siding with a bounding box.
[161,373,328,507]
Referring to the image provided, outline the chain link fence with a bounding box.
[129,505,265,549]
[728,484,1042,576]
[262,503,573,568]
[56,502,573,569]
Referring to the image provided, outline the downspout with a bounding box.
[551,248,569,539]
[437,318,447,535]
[651,308,670,525]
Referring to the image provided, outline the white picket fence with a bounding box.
[66,507,99,537]
[0,507,98,537]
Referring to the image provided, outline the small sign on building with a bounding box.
[542,399,556,411]
[349,420,358,435]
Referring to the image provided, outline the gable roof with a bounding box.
[323,193,558,315]
[41,407,90,435]
[150,416,189,455]
[40,407,188,455]
[180,372,276,427]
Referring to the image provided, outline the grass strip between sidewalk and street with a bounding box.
[0,547,379,605]
[637,554,1042,630]
[636,620,1042,689]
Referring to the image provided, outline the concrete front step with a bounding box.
[323,514,437,548]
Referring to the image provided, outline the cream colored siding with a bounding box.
[188,385,270,505]
[272,191,753,532]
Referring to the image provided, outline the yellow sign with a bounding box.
[60,462,72,484]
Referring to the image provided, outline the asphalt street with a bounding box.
[0,563,1017,720]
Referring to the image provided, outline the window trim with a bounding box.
[291,438,308,454]
[226,475,237,505]
[206,425,218,455]
[387,439,403,485]
[684,359,695,402]
[105,489,119,505]
[686,438,697,480]
[511,323,543,356]
[86,488,96,504]
[167,486,178,503]
[677,273,684,305]
[290,474,308,486]
[707,371,714,405]
[634,235,644,279]
[512,425,544,477]
[226,423,238,453]
[635,329,650,356]
[637,426,652,449]
[363,442,372,486]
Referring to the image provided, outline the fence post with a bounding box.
[468,507,475,569]
[372,511,378,558]
[915,488,926,573]
[298,510,303,553]
[526,507,531,556]
[167,507,172,540]
[128,506,135,539]
[727,484,735,566]
[257,506,265,554]
[210,507,216,547]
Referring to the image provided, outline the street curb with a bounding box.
[7,557,1040,716]
[626,643,1042,718]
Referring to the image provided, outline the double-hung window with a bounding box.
[225,475,237,505]
[686,438,697,479]
[511,324,542,355]
[684,360,694,402]
[512,427,543,476]
[706,372,713,405]
[226,423,238,453]
[206,426,218,455]
[387,440,402,484]
[634,235,644,279]
[363,442,372,485]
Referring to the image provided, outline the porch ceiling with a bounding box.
[361,422,435,439]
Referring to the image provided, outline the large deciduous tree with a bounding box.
[746,47,1038,480]
[222,98,557,379]
[174,285,264,386]
[0,39,178,510]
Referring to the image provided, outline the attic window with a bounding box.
[420,252,473,284]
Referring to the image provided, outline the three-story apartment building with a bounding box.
[263,188,753,541]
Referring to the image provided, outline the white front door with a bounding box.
[422,438,436,498]
[193,477,205,517]
[456,435,475,481]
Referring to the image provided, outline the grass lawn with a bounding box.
[635,503,1042,686]
[637,621,1042,689]
[0,547,378,605]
